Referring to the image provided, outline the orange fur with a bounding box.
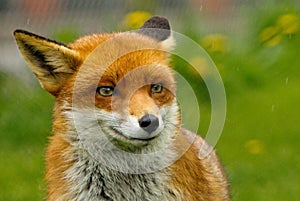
[170,129,230,201]
[45,103,74,201]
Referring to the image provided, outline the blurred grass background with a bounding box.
[1,0,300,200]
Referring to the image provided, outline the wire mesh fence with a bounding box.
[0,0,248,75]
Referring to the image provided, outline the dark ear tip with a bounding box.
[141,16,170,30]
[13,29,24,36]
[138,16,171,41]
[13,29,68,47]
[13,29,36,39]
[14,29,33,36]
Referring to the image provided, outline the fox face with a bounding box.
[14,17,179,152]
[71,35,178,150]
[14,16,231,201]
[68,47,180,157]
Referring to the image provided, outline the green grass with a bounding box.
[219,77,300,200]
[0,74,52,200]
[1,5,300,199]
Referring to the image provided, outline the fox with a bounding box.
[14,16,230,201]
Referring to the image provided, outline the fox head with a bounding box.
[14,16,181,154]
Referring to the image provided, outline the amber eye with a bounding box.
[96,86,114,97]
[150,83,163,94]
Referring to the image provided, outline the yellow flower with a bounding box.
[245,139,264,155]
[201,34,229,54]
[259,26,282,47]
[277,14,299,34]
[123,11,152,29]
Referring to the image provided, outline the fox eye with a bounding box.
[150,83,163,94]
[96,86,114,97]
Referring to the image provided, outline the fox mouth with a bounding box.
[109,127,157,142]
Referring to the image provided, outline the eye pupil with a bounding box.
[97,86,114,97]
[151,83,163,94]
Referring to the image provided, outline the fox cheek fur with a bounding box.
[14,16,230,201]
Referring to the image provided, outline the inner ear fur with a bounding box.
[14,29,82,95]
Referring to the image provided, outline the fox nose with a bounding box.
[138,114,159,134]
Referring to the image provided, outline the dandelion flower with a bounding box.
[277,14,299,35]
[259,26,282,47]
[201,34,229,54]
[123,11,152,29]
[245,139,264,155]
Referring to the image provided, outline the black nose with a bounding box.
[139,114,159,134]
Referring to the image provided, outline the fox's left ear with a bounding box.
[14,30,82,96]
[138,16,175,51]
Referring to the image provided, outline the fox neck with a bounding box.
[62,141,179,201]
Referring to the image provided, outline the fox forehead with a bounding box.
[72,32,170,73]
[64,32,175,94]
[69,32,165,56]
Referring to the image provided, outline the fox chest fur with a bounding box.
[62,146,174,201]
[14,16,230,201]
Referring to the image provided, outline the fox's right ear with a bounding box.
[138,16,175,51]
[13,30,82,95]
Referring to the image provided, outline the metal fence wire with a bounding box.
[0,0,281,76]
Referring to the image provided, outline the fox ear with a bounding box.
[13,30,82,95]
[138,16,175,51]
